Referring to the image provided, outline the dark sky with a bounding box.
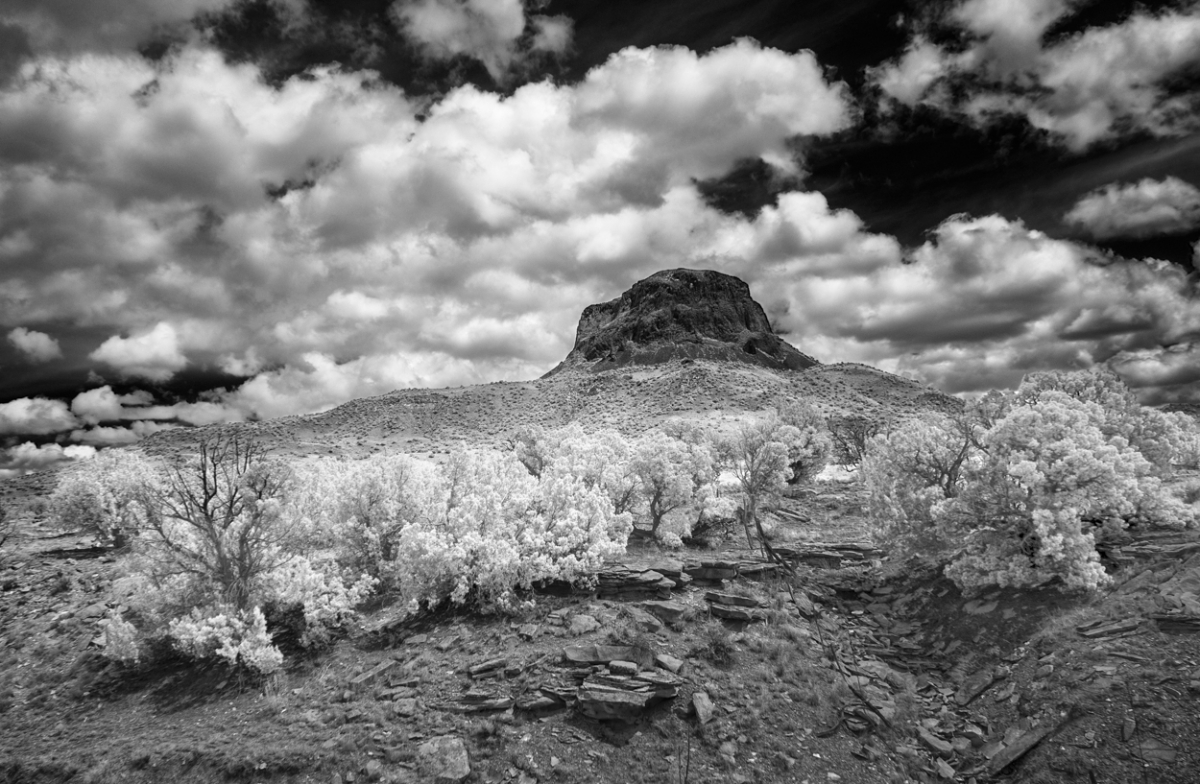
[1,0,1199,470]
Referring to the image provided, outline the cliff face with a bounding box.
[548,268,819,374]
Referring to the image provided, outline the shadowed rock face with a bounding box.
[548,268,819,375]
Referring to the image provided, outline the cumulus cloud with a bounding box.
[0,441,95,475]
[7,326,61,361]
[1064,177,1200,240]
[0,397,78,434]
[89,322,187,381]
[870,2,1200,149]
[69,385,159,424]
[393,0,570,78]
[1109,343,1200,405]
[745,213,1200,398]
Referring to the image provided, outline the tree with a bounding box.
[48,449,162,548]
[629,430,716,536]
[776,401,831,484]
[828,415,883,466]
[141,435,292,611]
[111,435,375,673]
[720,413,802,555]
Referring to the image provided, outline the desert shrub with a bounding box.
[692,619,736,666]
[776,401,831,484]
[288,454,442,589]
[47,449,163,547]
[386,448,632,613]
[1016,367,1192,473]
[864,371,1198,593]
[97,611,141,666]
[939,393,1157,591]
[107,436,375,674]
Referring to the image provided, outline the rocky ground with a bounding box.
[2,484,1199,784]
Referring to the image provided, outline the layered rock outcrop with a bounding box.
[547,268,818,374]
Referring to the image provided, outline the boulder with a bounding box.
[416,736,471,783]
[569,614,601,635]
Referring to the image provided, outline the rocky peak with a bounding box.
[548,268,818,374]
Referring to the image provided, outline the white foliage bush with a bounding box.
[390,449,632,612]
[864,370,1198,593]
[48,450,163,546]
[168,606,283,675]
[287,454,443,587]
[98,611,142,666]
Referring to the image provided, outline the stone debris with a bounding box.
[468,658,508,679]
[458,687,514,713]
[954,667,999,706]
[350,660,396,689]
[917,727,954,759]
[596,565,675,599]
[692,691,715,724]
[574,662,682,722]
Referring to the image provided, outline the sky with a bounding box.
[1,0,1199,474]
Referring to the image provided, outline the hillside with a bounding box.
[138,359,959,462]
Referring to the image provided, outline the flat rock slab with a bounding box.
[987,722,1063,776]
[563,644,654,669]
[684,561,740,581]
[709,604,767,622]
[705,591,768,609]
[654,653,685,673]
[640,600,687,623]
[576,688,652,721]
[917,727,954,759]
[1077,619,1142,638]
